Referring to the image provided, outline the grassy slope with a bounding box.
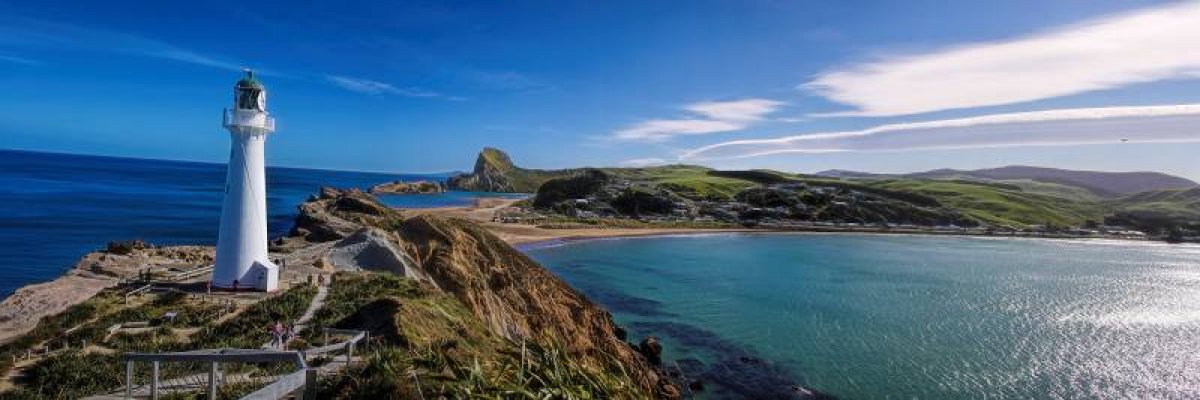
[308,272,649,399]
[604,165,757,200]
[862,179,1106,227]
[1112,188,1200,220]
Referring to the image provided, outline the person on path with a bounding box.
[270,321,284,349]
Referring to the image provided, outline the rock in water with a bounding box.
[638,336,664,366]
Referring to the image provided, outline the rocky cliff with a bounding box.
[290,188,677,396]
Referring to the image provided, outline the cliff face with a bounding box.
[291,188,676,396]
[447,147,579,193]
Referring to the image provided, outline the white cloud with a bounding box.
[618,157,670,167]
[686,99,784,121]
[0,54,40,66]
[803,2,1200,116]
[614,98,784,141]
[0,17,249,72]
[0,17,460,99]
[326,76,463,99]
[681,104,1200,160]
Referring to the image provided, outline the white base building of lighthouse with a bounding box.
[212,70,279,292]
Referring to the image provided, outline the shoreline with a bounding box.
[396,197,1167,248]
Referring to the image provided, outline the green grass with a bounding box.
[5,285,317,398]
[190,285,317,349]
[300,272,423,345]
[304,271,650,399]
[1111,188,1200,220]
[862,179,1106,227]
[3,351,124,399]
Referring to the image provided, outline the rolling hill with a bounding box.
[817,166,1197,198]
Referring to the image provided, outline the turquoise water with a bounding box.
[525,233,1200,398]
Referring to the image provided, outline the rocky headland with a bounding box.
[367,179,445,194]
[447,147,583,193]
[285,187,676,395]
[0,187,679,398]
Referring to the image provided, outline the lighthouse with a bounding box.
[213,70,279,291]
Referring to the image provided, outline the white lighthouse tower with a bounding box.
[213,70,279,291]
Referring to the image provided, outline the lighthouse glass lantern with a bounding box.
[212,70,279,292]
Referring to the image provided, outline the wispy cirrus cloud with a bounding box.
[0,16,259,73]
[618,157,670,167]
[803,2,1200,117]
[681,104,1200,160]
[0,17,460,99]
[0,54,41,66]
[326,76,463,100]
[614,98,784,141]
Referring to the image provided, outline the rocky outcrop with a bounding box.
[290,187,404,242]
[447,147,581,193]
[368,180,445,194]
[292,188,677,396]
[447,147,520,192]
[638,336,663,366]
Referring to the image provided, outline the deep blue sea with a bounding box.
[526,234,1200,399]
[0,149,519,298]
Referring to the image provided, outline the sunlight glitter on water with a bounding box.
[527,233,1200,398]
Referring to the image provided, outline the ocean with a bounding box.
[0,149,514,298]
[525,233,1200,398]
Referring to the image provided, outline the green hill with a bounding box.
[860,179,1106,227]
[1112,188,1200,220]
[448,148,1200,229]
[818,166,1198,199]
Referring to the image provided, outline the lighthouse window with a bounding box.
[237,88,263,111]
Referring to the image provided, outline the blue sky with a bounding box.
[1,0,1199,179]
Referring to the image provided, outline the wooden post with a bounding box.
[304,369,318,400]
[125,361,134,399]
[208,361,218,400]
[345,342,352,364]
[151,360,160,400]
